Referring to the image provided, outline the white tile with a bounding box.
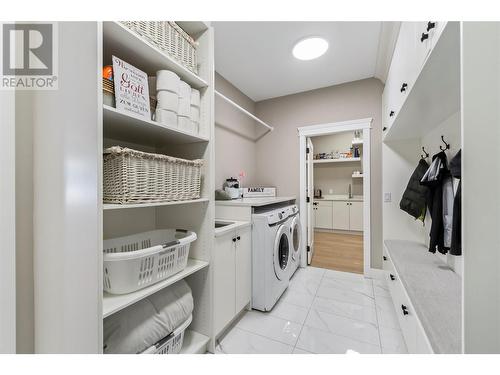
[292,347,314,354]
[373,279,391,298]
[289,272,322,295]
[298,266,326,279]
[279,288,315,309]
[379,326,408,354]
[215,327,293,354]
[312,296,377,325]
[323,269,365,282]
[320,277,374,297]
[268,300,310,325]
[304,309,380,346]
[236,311,302,346]
[296,326,381,354]
[375,295,401,330]
[316,282,375,306]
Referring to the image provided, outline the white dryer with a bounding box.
[287,206,302,276]
[252,206,293,311]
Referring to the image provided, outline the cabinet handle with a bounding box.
[232,237,237,242]
[401,305,409,315]
[427,21,436,31]
[383,256,387,261]
[383,127,387,131]
[389,111,395,117]
[420,32,429,42]
[237,236,241,241]
[390,274,395,281]
[400,83,408,93]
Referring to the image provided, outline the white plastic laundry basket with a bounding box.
[103,229,197,294]
[141,314,192,354]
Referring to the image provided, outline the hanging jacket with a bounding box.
[449,150,461,256]
[420,151,453,254]
[400,158,430,222]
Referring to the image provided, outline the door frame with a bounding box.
[298,118,372,276]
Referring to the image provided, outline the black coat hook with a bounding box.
[421,146,429,159]
[439,135,450,151]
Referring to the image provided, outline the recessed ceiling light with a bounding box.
[292,37,329,61]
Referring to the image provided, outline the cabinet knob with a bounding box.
[421,32,429,42]
[427,21,436,31]
[389,111,395,117]
[390,274,395,281]
[400,83,408,93]
[232,237,237,242]
[401,305,409,315]
[237,236,241,241]
[383,256,387,261]
[383,127,387,131]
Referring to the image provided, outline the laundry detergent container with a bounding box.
[103,229,197,294]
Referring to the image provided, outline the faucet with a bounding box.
[348,184,352,199]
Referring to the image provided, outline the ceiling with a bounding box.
[213,22,398,102]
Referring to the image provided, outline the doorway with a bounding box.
[298,118,372,276]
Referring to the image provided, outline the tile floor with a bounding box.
[215,266,408,354]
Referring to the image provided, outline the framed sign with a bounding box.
[112,56,151,119]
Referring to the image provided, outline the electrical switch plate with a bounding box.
[384,192,392,202]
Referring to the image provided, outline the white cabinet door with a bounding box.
[214,232,236,335]
[349,201,363,231]
[235,226,251,312]
[332,201,350,230]
[314,201,333,229]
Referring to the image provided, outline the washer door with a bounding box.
[273,225,290,281]
[290,215,301,260]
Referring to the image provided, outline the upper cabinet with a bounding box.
[382,22,460,141]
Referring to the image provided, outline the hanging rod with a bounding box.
[215,90,274,132]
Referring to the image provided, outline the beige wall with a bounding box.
[255,78,384,268]
[214,72,257,189]
[312,131,363,197]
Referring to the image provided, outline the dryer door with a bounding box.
[290,215,301,261]
[273,225,290,281]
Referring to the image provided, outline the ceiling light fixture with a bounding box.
[292,37,329,61]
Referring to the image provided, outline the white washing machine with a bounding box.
[287,206,301,276]
[252,205,294,311]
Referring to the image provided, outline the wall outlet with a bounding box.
[384,192,392,203]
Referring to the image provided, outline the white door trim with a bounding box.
[298,118,373,276]
[0,89,16,353]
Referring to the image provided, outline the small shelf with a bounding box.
[103,22,208,89]
[103,259,209,318]
[103,198,209,211]
[180,330,210,354]
[352,174,364,178]
[103,105,209,145]
[313,157,361,164]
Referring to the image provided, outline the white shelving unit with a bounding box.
[313,157,361,164]
[100,21,216,355]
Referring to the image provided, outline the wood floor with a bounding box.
[310,231,363,274]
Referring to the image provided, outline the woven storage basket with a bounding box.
[141,315,192,354]
[103,146,203,204]
[120,21,198,74]
[103,229,196,294]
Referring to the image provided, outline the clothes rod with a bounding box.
[215,90,274,132]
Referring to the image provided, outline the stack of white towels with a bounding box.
[151,70,201,135]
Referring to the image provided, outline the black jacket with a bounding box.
[420,151,451,254]
[449,150,461,256]
[400,158,430,222]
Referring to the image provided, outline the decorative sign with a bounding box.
[112,56,150,119]
[243,187,276,198]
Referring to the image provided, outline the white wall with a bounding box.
[255,78,384,268]
[215,72,257,189]
[312,131,363,196]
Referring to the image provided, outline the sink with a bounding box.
[215,221,233,228]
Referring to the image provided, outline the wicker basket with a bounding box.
[103,146,203,204]
[120,21,198,74]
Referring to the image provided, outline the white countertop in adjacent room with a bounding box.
[215,196,296,207]
[314,194,363,202]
